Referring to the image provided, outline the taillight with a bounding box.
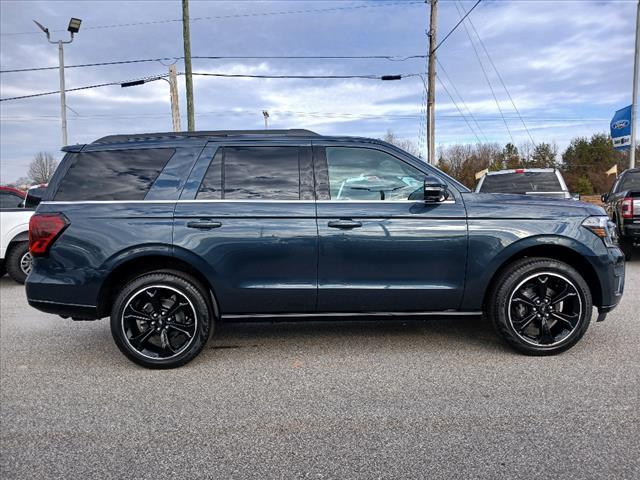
[29,213,69,256]
[621,197,634,219]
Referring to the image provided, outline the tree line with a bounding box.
[384,131,634,195]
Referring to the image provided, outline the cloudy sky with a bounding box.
[0,0,638,182]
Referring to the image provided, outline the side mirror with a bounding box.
[601,193,608,203]
[571,193,581,201]
[423,176,449,203]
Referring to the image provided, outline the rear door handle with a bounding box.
[327,219,362,229]
[186,220,222,230]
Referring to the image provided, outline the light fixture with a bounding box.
[67,18,82,34]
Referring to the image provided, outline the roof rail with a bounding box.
[92,129,319,144]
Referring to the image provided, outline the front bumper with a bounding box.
[593,246,625,318]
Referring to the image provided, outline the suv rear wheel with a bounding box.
[110,271,213,368]
[5,242,31,284]
[487,257,592,355]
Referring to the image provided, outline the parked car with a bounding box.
[26,130,625,368]
[602,168,639,259]
[1,186,31,283]
[476,168,575,200]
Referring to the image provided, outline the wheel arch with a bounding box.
[97,254,220,319]
[481,244,602,312]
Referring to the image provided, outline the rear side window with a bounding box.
[197,146,300,200]
[54,148,174,201]
[479,172,563,194]
[618,171,639,191]
[0,191,24,209]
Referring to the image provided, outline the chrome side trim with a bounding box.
[42,199,456,205]
[222,311,482,319]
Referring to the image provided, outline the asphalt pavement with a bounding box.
[1,260,639,479]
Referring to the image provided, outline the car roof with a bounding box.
[85,129,394,148]
[0,186,26,197]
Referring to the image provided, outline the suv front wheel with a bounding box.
[488,257,593,355]
[110,271,213,368]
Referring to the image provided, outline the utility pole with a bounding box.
[631,0,640,168]
[182,0,195,131]
[168,64,181,132]
[263,110,269,129]
[426,0,438,165]
[34,18,82,147]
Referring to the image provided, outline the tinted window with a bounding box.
[480,172,563,194]
[197,146,300,200]
[0,192,24,209]
[196,150,222,200]
[618,171,639,191]
[54,149,174,201]
[325,147,425,201]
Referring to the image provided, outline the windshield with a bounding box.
[479,171,563,194]
[618,171,640,191]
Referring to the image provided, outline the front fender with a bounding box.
[461,232,600,310]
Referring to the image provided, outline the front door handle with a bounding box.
[186,220,222,230]
[327,219,363,229]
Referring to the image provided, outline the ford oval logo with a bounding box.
[612,119,629,130]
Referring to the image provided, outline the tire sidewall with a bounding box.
[110,272,212,369]
[491,258,593,355]
[5,242,29,284]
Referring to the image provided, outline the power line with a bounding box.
[434,75,483,144]
[454,2,515,144]
[0,55,427,74]
[0,74,168,102]
[432,0,482,54]
[457,0,536,146]
[190,72,421,80]
[436,59,489,142]
[1,1,423,36]
[0,71,419,102]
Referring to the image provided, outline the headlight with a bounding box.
[582,216,618,247]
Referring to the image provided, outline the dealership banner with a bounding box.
[610,105,632,150]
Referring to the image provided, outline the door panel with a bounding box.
[174,144,317,314]
[314,145,468,312]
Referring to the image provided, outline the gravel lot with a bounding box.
[1,260,639,479]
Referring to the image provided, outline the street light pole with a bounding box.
[57,40,68,146]
[33,18,81,147]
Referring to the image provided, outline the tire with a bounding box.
[487,257,593,356]
[110,271,213,369]
[0,260,6,278]
[619,237,634,261]
[5,242,31,284]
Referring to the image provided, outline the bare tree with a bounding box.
[28,152,58,184]
[382,129,421,157]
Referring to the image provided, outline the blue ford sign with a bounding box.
[610,105,632,150]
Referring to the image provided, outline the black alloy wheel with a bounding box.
[488,257,593,355]
[508,272,582,347]
[111,271,212,368]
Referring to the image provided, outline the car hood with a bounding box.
[462,192,605,218]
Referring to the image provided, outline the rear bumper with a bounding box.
[621,220,640,238]
[27,298,100,320]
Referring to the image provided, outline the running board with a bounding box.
[222,311,483,320]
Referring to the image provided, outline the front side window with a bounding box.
[54,148,174,201]
[325,147,425,201]
[197,146,300,200]
[618,171,639,192]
